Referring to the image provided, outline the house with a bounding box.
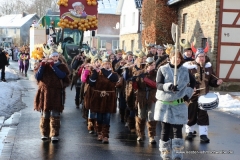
[83,1,120,53]
[118,0,143,52]
[167,0,240,90]
[0,13,39,46]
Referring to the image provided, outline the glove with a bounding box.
[40,61,45,66]
[183,95,189,101]
[169,84,179,91]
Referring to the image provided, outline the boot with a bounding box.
[128,117,136,133]
[87,118,96,134]
[147,121,157,144]
[96,123,103,141]
[135,117,146,141]
[39,117,50,140]
[101,124,110,144]
[159,139,171,160]
[185,124,193,140]
[172,138,184,160]
[199,125,209,143]
[50,117,61,142]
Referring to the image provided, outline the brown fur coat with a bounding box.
[34,62,70,112]
[89,73,117,113]
[135,69,157,109]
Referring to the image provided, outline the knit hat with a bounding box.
[195,48,205,58]
[49,51,59,58]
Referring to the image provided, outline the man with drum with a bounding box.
[183,46,223,143]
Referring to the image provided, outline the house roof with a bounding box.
[134,0,143,9]
[0,14,37,28]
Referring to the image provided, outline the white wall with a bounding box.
[120,0,139,35]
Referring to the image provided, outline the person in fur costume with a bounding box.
[123,50,147,134]
[154,51,195,160]
[34,50,70,142]
[133,56,158,144]
[88,56,119,144]
[183,47,223,143]
[84,56,101,134]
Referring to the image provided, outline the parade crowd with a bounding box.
[2,40,222,160]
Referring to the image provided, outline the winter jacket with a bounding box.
[0,51,8,68]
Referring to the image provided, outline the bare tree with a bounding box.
[0,1,15,15]
[51,0,60,12]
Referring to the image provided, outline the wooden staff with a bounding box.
[174,25,178,86]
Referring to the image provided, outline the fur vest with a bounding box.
[34,63,70,112]
[183,61,219,101]
[154,63,193,124]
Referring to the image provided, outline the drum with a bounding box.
[198,93,219,110]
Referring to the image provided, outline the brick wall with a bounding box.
[97,14,120,35]
[177,0,221,72]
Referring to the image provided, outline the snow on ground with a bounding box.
[216,92,240,116]
[0,67,25,120]
[0,66,20,80]
[0,81,25,119]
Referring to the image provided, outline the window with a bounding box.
[123,15,126,27]
[101,40,106,48]
[132,12,135,26]
[181,39,185,53]
[202,38,207,48]
[182,13,187,33]
[112,40,119,50]
[131,40,134,52]
[122,40,125,50]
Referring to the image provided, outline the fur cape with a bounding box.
[34,62,70,113]
[154,63,193,125]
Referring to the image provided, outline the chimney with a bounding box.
[22,11,28,17]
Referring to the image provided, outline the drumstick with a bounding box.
[211,74,224,83]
